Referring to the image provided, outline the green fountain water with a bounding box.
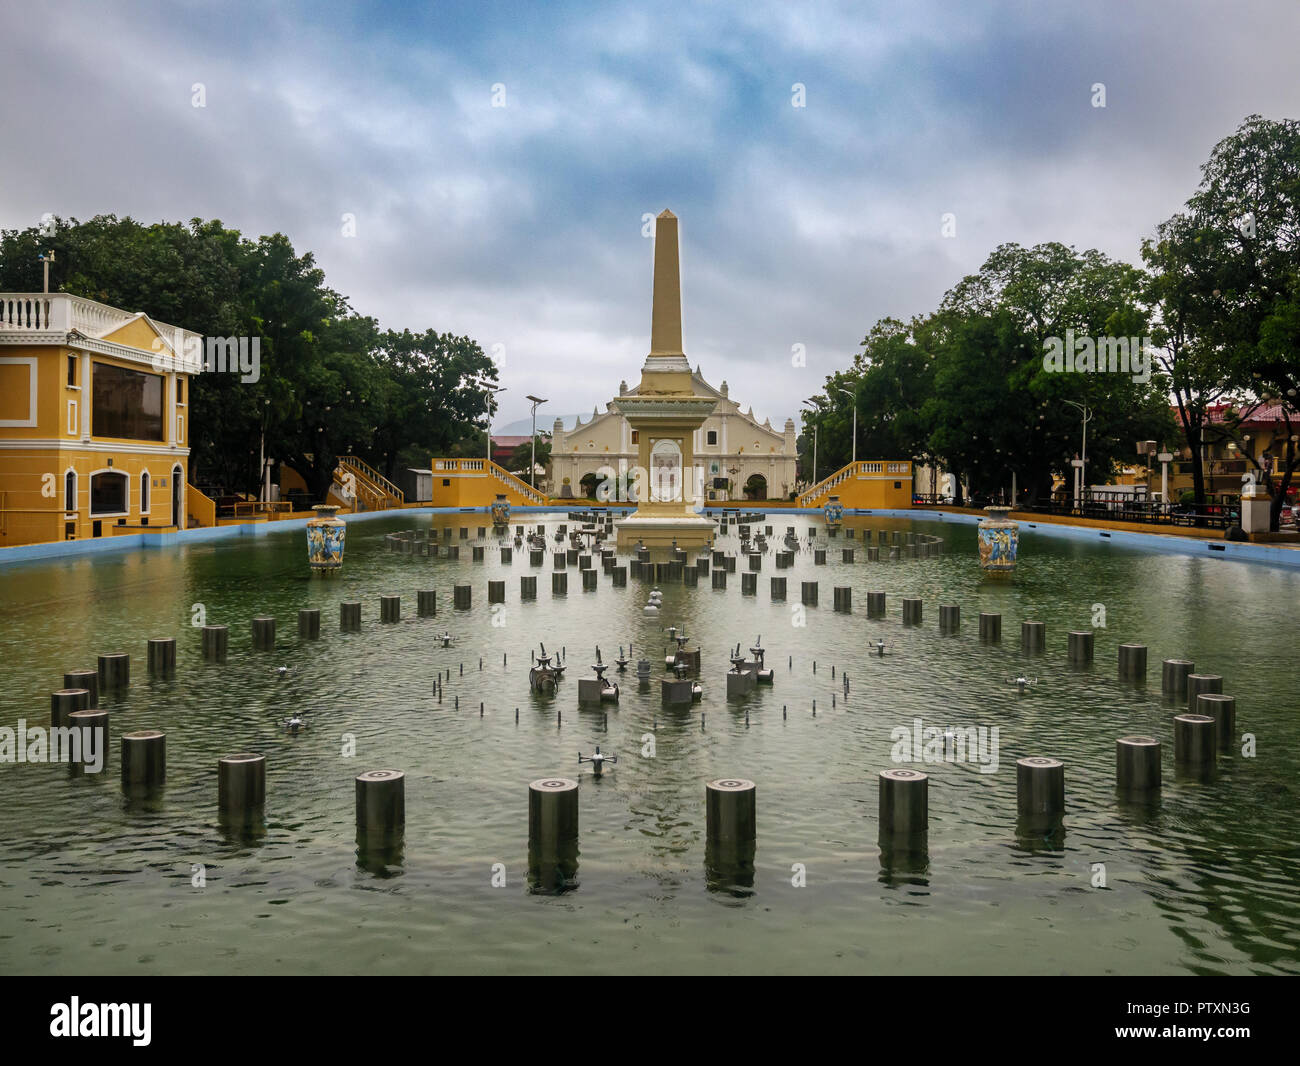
[0,514,1296,975]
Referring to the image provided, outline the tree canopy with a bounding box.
[0,216,498,500]
[802,114,1296,523]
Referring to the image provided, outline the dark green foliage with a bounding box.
[0,216,498,500]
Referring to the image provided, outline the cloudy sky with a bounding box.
[3,0,1297,432]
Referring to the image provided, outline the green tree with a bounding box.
[0,215,500,505]
[369,329,500,480]
[507,435,551,479]
[937,242,1172,504]
[1146,115,1300,527]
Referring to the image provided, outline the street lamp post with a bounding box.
[39,250,55,294]
[1062,400,1092,509]
[526,394,547,489]
[835,385,857,465]
[478,382,506,466]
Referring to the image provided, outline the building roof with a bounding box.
[1202,402,1298,426]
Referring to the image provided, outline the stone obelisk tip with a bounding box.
[649,210,683,358]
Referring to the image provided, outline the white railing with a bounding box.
[798,465,853,507]
[490,462,545,504]
[0,292,128,334]
[0,293,197,356]
[0,294,60,330]
[338,455,404,503]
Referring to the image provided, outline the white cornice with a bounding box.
[613,397,717,419]
[0,439,190,456]
[0,332,202,374]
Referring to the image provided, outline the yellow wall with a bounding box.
[0,361,32,421]
[0,349,63,438]
[101,317,168,353]
[801,461,914,510]
[280,464,308,494]
[0,336,193,546]
[0,447,187,545]
[830,473,913,509]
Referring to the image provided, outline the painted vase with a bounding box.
[490,493,511,527]
[306,504,346,573]
[977,506,1018,573]
[823,495,844,527]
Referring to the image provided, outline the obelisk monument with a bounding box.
[613,210,716,549]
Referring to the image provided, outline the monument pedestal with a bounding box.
[615,514,715,550]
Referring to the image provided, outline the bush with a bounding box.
[1179,490,1197,506]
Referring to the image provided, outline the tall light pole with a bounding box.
[478,382,506,465]
[39,250,55,294]
[526,394,547,488]
[1063,400,1092,507]
[835,385,857,465]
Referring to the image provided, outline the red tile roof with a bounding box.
[1200,403,1297,425]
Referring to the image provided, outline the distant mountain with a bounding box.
[494,414,584,436]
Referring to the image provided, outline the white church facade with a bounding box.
[549,369,798,502]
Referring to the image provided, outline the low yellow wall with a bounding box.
[809,462,913,510]
[430,459,546,509]
[187,483,216,528]
[0,447,187,546]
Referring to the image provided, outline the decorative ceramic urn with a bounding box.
[490,493,511,527]
[977,506,1018,573]
[306,504,346,573]
[823,495,844,527]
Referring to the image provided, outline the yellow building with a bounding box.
[0,293,202,546]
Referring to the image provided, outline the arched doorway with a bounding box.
[172,465,183,528]
[579,472,602,500]
[744,473,767,501]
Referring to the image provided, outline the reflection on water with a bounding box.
[1013,816,1066,853]
[527,839,579,895]
[218,812,267,847]
[356,830,405,878]
[704,839,756,897]
[878,834,930,887]
[0,512,1297,974]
